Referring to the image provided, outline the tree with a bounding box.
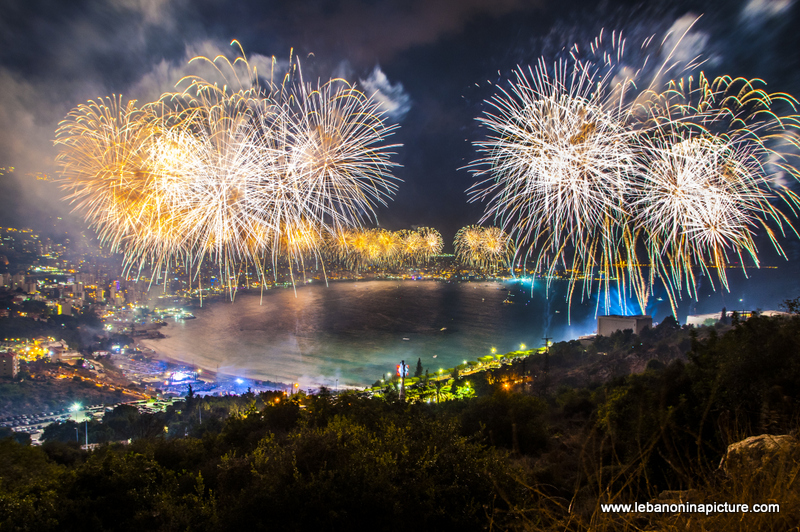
[185,384,196,410]
[781,296,800,314]
[657,314,680,332]
[20,299,49,317]
[414,357,423,378]
[103,404,140,440]
[0,427,31,445]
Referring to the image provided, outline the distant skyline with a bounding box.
[2,0,800,309]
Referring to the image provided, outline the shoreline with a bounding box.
[136,340,317,392]
[133,278,565,393]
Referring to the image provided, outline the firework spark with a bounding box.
[56,43,402,294]
[328,227,442,270]
[469,30,800,318]
[468,52,640,315]
[454,225,513,271]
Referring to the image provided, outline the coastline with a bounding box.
[136,339,303,392]
[132,278,587,392]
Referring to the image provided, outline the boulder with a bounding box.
[720,434,799,476]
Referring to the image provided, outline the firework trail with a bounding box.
[56,43,402,295]
[630,75,800,313]
[329,227,442,270]
[469,28,800,318]
[454,225,485,268]
[454,225,513,271]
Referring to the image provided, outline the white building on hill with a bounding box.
[597,315,653,336]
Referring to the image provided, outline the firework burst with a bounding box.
[454,225,485,268]
[468,52,640,315]
[454,225,513,271]
[629,75,800,313]
[55,96,174,264]
[470,30,800,318]
[328,227,442,270]
[56,43,402,295]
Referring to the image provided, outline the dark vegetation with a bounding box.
[0,375,135,419]
[2,312,800,530]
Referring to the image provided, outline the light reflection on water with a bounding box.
[142,280,596,388]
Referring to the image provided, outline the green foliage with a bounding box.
[456,390,548,454]
[216,415,516,529]
[0,398,520,531]
[0,370,136,419]
[3,315,800,530]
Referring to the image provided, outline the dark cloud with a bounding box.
[268,0,545,64]
[0,0,186,224]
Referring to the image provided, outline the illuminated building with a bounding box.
[0,351,19,378]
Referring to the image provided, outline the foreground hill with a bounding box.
[2,312,800,531]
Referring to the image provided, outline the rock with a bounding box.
[720,434,799,477]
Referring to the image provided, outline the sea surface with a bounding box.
[139,279,605,388]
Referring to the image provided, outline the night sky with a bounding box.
[1,0,800,310]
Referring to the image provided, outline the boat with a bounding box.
[440,327,447,331]
[402,337,410,341]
